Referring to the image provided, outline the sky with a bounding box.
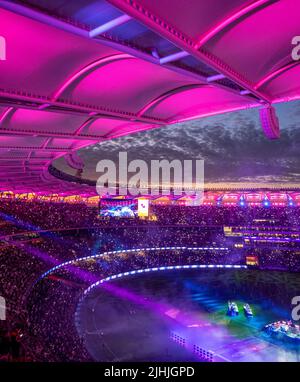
[54,100,300,187]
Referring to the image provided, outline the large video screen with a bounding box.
[99,198,137,218]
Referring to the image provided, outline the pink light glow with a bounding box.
[0,1,298,193]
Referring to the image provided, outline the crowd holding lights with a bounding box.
[1,199,300,360]
[39,246,229,281]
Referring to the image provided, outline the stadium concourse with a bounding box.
[0,198,300,360]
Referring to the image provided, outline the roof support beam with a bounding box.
[0,91,163,125]
[0,173,40,179]
[0,164,45,168]
[0,127,102,141]
[168,102,260,125]
[0,146,72,152]
[0,107,15,126]
[254,61,300,90]
[207,74,226,83]
[52,54,133,101]
[41,137,52,149]
[160,50,189,65]
[240,90,251,95]
[0,157,51,161]
[73,117,96,136]
[137,84,206,117]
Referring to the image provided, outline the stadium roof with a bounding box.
[0,0,299,194]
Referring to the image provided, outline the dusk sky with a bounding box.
[55,100,300,186]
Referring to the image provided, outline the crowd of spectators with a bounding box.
[0,199,300,360]
[0,199,300,236]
